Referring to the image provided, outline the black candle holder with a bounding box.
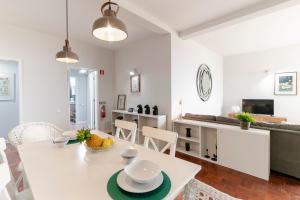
[211,144,218,161]
[116,116,123,120]
[204,149,210,158]
[211,154,217,161]
[137,104,143,114]
[185,143,190,151]
[152,105,158,115]
[144,105,150,114]
[186,128,191,138]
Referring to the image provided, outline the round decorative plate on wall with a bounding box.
[196,64,212,102]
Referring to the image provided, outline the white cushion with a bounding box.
[0,138,6,151]
[21,126,51,144]
[62,131,77,140]
[16,189,34,200]
[17,163,23,172]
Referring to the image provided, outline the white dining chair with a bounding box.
[183,179,239,200]
[0,138,33,200]
[115,120,137,144]
[7,122,64,189]
[142,126,178,157]
[8,122,64,147]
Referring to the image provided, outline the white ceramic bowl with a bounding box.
[52,136,70,148]
[124,160,161,184]
[121,148,138,164]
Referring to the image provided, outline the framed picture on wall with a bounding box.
[274,72,297,95]
[0,73,15,101]
[130,74,140,93]
[117,94,126,110]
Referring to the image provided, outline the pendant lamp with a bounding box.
[92,0,128,42]
[56,0,79,63]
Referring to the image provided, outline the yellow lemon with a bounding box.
[102,139,112,148]
[107,137,114,145]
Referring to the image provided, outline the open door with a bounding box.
[69,69,97,130]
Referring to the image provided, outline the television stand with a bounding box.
[228,113,287,123]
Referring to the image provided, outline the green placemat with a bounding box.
[67,139,80,145]
[107,170,171,200]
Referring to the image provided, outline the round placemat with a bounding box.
[67,139,80,145]
[107,170,171,200]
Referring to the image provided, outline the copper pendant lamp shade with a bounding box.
[56,0,79,63]
[56,40,79,63]
[92,1,128,42]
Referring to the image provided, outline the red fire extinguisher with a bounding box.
[100,105,106,118]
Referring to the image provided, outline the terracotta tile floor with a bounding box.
[176,152,300,200]
[5,143,300,200]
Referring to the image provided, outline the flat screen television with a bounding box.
[242,99,274,115]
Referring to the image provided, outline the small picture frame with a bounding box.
[0,73,15,101]
[130,74,140,93]
[117,95,126,110]
[274,72,297,95]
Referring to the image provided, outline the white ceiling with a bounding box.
[195,4,300,56]
[1,0,300,55]
[126,0,265,31]
[0,0,155,50]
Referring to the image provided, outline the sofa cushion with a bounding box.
[279,124,300,131]
[184,113,216,121]
[216,116,239,125]
[254,122,282,129]
[253,122,300,132]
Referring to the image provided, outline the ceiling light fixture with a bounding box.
[129,69,138,76]
[56,0,79,63]
[79,69,87,74]
[92,0,128,42]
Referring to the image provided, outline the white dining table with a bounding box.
[18,131,201,200]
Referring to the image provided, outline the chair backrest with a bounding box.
[0,138,17,200]
[115,120,137,144]
[8,122,64,148]
[183,178,240,200]
[142,126,178,157]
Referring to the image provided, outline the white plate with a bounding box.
[117,170,163,193]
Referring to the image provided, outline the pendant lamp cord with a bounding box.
[109,0,111,10]
[66,0,69,41]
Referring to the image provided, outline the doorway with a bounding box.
[69,68,97,130]
[0,60,20,138]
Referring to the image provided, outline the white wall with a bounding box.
[114,35,172,127]
[0,24,114,130]
[223,44,300,122]
[171,36,223,119]
[0,60,19,138]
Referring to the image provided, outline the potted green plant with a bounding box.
[235,112,255,130]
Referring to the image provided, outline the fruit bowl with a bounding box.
[83,137,115,152]
[76,128,114,152]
